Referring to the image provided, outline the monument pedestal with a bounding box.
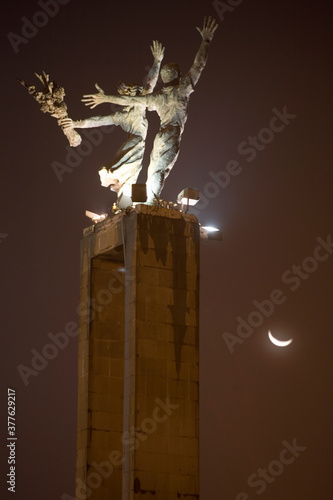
[76,205,200,500]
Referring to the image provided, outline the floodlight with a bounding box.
[85,210,107,223]
[131,183,147,203]
[200,225,223,241]
[202,226,219,232]
[177,188,200,212]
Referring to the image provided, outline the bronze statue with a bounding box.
[20,17,218,207]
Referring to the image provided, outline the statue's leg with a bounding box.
[78,112,128,189]
[100,134,144,183]
[98,133,146,211]
[146,126,181,203]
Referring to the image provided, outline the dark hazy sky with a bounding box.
[1,1,333,499]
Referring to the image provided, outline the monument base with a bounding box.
[76,204,200,500]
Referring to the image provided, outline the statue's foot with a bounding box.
[109,180,123,193]
[145,197,156,205]
[99,168,121,191]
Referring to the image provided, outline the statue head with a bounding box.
[117,82,143,96]
[160,63,180,84]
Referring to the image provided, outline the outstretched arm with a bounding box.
[188,16,218,87]
[59,115,118,129]
[82,84,150,109]
[143,40,165,95]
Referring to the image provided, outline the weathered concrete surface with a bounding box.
[75,205,200,500]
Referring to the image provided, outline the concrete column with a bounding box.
[75,205,200,500]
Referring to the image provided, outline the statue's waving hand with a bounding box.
[196,16,218,42]
[82,83,107,109]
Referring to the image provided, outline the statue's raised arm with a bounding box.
[188,16,218,87]
[81,40,165,109]
[143,40,165,95]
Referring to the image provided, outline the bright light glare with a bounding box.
[85,210,107,223]
[202,226,219,232]
[179,197,198,206]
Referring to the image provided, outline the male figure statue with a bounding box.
[83,17,218,203]
[61,41,164,206]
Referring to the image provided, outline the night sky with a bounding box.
[1,0,333,499]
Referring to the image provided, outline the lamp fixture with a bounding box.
[200,225,223,241]
[85,210,108,223]
[177,188,200,212]
[131,183,147,203]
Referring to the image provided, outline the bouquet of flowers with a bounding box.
[18,71,82,147]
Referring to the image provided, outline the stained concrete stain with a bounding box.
[138,214,195,378]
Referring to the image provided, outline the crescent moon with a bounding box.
[268,330,293,347]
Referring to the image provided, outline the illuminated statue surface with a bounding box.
[83,16,218,203]
[61,41,164,205]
